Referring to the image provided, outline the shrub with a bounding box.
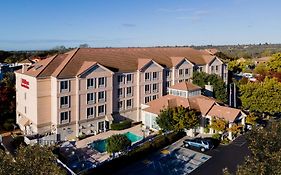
[111,120,132,130]
[204,127,210,133]
[212,133,221,140]
[3,122,13,131]
[11,136,24,148]
[78,133,87,140]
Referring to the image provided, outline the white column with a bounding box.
[228,123,233,140]
[136,70,140,122]
[171,67,175,85]
[75,77,80,137]
[209,116,214,134]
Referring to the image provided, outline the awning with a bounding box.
[105,115,114,121]
[18,117,30,127]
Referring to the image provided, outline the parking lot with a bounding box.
[114,135,250,175]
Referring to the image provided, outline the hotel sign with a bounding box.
[21,78,29,89]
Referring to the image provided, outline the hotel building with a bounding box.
[15,47,228,140]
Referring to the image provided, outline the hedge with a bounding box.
[111,120,132,130]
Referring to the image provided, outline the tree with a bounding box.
[224,121,281,175]
[267,53,281,72]
[79,44,90,48]
[156,106,200,132]
[156,108,175,132]
[245,113,258,125]
[193,72,228,103]
[240,77,281,115]
[172,106,200,131]
[209,117,227,132]
[0,145,66,175]
[106,134,131,153]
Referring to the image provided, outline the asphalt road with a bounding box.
[114,135,250,175]
[191,135,250,175]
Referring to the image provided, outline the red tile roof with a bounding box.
[19,47,220,78]
[143,94,242,122]
[169,82,202,91]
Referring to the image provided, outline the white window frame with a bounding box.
[60,111,70,124]
[98,91,106,103]
[87,78,95,89]
[87,107,95,118]
[60,80,69,92]
[60,96,70,108]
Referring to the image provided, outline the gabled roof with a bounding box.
[19,47,224,78]
[144,95,190,115]
[138,58,152,70]
[143,93,242,122]
[169,82,202,91]
[76,61,97,76]
[206,105,242,122]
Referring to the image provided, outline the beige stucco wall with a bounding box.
[15,72,38,134]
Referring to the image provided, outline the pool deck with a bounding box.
[76,124,145,149]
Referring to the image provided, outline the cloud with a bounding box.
[122,23,136,27]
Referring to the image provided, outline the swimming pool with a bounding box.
[90,132,143,153]
[124,132,143,143]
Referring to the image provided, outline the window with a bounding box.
[24,93,27,100]
[166,70,171,78]
[98,105,106,116]
[117,75,123,84]
[145,96,150,103]
[98,77,106,87]
[87,93,95,104]
[145,72,150,81]
[60,111,70,124]
[87,78,95,89]
[127,87,132,96]
[87,107,95,118]
[152,83,158,92]
[198,67,203,72]
[126,99,132,108]
[216,65,219,71]
[118,88,123,98]
[60,96,69,108]
[211,66,214,72]
[179,69,183,77]
[152,95,158,100]
[98,91,106,102]
[166,81,171,88]
[60,81,69,92]
[185,69,189,75]
[179,79,183,82]
[145,84,150,94]
[24,106,27,114]
[127,74,133,83]
[152,72,158,80]
[118,101,123,110]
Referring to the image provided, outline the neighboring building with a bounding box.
[253,56,270,65]
[142,82,246,140]
[0,63,21,81]
[15,47,228,140]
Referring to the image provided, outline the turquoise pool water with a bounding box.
[90,132,143,153]
[124,132,143,143]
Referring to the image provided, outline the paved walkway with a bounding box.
[76,124,144,148]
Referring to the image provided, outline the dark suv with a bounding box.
[183,138,214,152]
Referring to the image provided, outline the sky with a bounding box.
[0,0,281,50]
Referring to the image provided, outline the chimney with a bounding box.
[21,64,28,73]
[204,82,214,97]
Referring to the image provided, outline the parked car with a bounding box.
[183,138,214,152]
